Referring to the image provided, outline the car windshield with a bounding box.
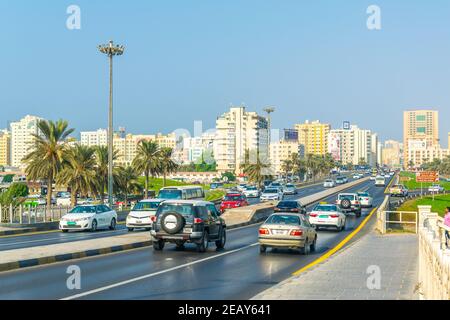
[132,201,161,211]
[158,189,182,200]
[314,205,338,212]
[246,187,257,190]
[264,189,278,194]
[325,180,333,183]
[224,195,244,201]
[156,203,195,220]
[69,206,97,213]
[266,214,300,225]
[285,184,295,188]
[277,201,297,208]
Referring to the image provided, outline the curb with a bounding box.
[0,240,153,273]
[0,227,58,237]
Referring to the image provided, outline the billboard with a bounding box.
[416,171,439,183]
[343,121,351,130]
[328,133,341,161]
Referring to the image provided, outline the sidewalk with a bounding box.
[253,232,419,300]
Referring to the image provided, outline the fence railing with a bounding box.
[0,204,71,224]
[418,205,450,300]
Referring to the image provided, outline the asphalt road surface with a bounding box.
[0,177,389,300]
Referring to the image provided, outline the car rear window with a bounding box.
[338,194,355,200]
[264,189,278,194]
[314,205,337,212]
[156,203,196,222]
[277,201,297,208]
[224,195,244,201]
[266,215,300,225]
[358,193,369,197]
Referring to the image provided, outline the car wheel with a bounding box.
[127,228,134,232]
[301,240,310,255]
[62,229,68,233]
[197,231,209,253]
[259,245,267,253]
[215,227,226,249]
[310,237,317,252]
[145,228,151,231]
[90,220,97,232]
[109,218,116,230]
[153,240,165,251]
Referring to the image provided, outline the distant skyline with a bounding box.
[2,1,450,143]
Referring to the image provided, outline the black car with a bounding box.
[274,200,306,214]
[150,200,226,252]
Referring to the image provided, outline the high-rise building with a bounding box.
[10,115,43,168]
[0,130,11,167]
[403,110,439,168]
[407,145,450,168]
[80,129,108,147]
[382,140,403,168]
[328,124,377,166]
[448,132,450,150]
[269,140,299,175]
[295,120,330,156]
[214,106,268,174]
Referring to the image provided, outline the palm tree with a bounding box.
[57,145,97,206]
[132,140,160,199]
[240,150,273,188]
[159,148,179,187]
[93,146,119,202]
[281,159,293,180]
[114,166,142,208]
[23,119,74,206]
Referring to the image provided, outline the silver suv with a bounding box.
[150,200,226,252]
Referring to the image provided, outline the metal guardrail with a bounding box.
[0,204,71,224]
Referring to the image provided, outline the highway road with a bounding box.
[0,177,390,300]
[0,181,327,251]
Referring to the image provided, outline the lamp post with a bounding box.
[263,106,275,149]
[98,40,125,208]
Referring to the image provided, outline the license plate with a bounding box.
[135,220,142,224]
[319,215,328,219]
[273,230,287,235]
[183,228,192,233]
[67,221,76,226]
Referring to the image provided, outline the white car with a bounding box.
[357,192,373,208]
[308,203,346,231]
[243,186,260,198]
[428,184,444,193]
[375,175,386,187]
[260,188,284,202]
[59,204,117,232]
[323,179,336,188]
[353,174,361,179]
[126,199,164,231]
[283,184,298,195]
[237,184,248,192]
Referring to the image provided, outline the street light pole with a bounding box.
[263,106,275,148]
[98,40,125,208]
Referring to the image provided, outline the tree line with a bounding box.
[22,119,178,207]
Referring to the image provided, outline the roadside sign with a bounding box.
[399,176,411,182]
[416,171,439,183]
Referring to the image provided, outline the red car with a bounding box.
[220,193,249,213]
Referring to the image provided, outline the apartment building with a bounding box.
[0,130,11,166]
[214,106,268,175]
[403,110,439,167]
[10,115,43,168]
[269,140,300,175]
[294,120,330,156]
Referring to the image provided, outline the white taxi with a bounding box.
[59,204,117,232]
[126,199,164,231]
[308,203,346,231]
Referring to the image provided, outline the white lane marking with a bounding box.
[0,229,128,247]
[60,242,259,300]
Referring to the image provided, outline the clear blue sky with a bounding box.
[1,0,450,144]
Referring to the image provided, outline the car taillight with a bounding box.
[150,216,157,222]
[330,214,339,218]
[291,208,299,212]
[355,201,359,204]
[259,228,269,235]
[274,207,280,211]
[290,229,303,236]
[194,218,203,224]
[309,213,318,217]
